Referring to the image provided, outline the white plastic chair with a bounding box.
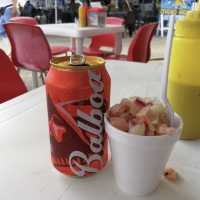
[157,2,197,37]
[157,14,184,37]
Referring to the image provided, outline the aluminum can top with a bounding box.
[50,55,105,71]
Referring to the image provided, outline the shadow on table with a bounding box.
[56,161,196,200]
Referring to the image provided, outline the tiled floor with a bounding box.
[0,34,166,90]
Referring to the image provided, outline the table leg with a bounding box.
[32,72,39,88]
[71,38,76,52]
[114,32,123,55]
[160,14,164,38]
[76,38,84,55]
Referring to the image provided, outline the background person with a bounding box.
[0,0,18,54]
[0,0,18,36]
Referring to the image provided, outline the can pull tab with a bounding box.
[68,53,86,66]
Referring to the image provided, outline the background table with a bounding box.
[0,60,200,200]
[39,23,125,55]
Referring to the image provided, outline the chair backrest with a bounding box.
[0,49,27,103]
[127,23,158,63]
[89,17,125,51]
[10,16,38,25]
[105,17,125,25]
[4,23,51,71]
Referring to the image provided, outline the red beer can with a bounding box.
[45,55,111,177]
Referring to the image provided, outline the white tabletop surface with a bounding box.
[0,60,200,200]
[39,23,124,55]
[39,23,125,38]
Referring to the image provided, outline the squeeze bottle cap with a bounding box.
[175,2,200,38]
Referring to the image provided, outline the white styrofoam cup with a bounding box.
[105,113,183,196]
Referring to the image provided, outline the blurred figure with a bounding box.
[0,0,18,54]
[62,0,80,23]
[176,0,183,5]
[0,0,18,36]
[20,0,36,17]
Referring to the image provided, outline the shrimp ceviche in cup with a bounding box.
[105,96,183,196]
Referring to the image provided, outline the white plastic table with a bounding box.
[39,23,125,55]
[0,60,200,200]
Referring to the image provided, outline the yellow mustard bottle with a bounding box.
[168,4,200,139]
[78,2,88,27]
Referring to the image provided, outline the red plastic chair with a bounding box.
[4,23,53,88]
[83,17,125,57]
[106,23,158,63]
[0,49,27,103]
[105,17,125,25]
[10,16,38,25]
[9,16,69,56]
